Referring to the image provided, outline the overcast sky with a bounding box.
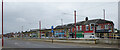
[0,0,119,34]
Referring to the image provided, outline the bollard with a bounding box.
[94,39,96,44]
[52,38,53,43]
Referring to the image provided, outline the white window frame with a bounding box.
[76,26,78,31]
[80,25,82,31]
[86,25,89,31]
[90,23,95,30]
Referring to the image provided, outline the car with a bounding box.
[114,35,120,39]
[108,35,120,39]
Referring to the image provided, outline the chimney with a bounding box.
[85,17,88,21]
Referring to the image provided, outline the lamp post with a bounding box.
[39,21,41,39]
[22,26,23,38]
[103,9,105,20]
[2,0,4,48]
[74,10,76,39]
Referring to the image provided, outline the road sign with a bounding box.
[51,26,53,29]
[51,26,54,33]
[51,26,54,43]
[51,30,54,33]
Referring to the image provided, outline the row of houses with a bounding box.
[5,17,119,39]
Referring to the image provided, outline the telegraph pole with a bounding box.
[22,26,23,38]
[74,10,76,39]
[103,9,105,20]
[103,9,106,39]
[39,21,41,39]
[2,0,4,48]
[61,19,63,38]
[61,19,63,25]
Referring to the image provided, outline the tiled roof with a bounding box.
[55,19,114,29]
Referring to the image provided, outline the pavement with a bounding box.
[3,38,119,48]
[44,40,95,44]
[27,39,119,48]
[27,39,96,44]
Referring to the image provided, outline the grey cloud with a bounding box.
[0,2,118,34]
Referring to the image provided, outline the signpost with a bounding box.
[51,26,54,43]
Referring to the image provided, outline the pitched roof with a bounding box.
[55,19,114,29]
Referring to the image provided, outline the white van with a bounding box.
[84,33,99,39]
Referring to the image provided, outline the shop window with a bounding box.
[108,25,112,29]
[76,26,78,31]
[90,24,94,30]
[62,30,64,33]
[105,25,109,29]
[55,31,58,33]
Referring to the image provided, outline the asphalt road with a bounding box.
[4,39,91,48]
[1,39,119,50]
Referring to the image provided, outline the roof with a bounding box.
[96,19,113,24]
[5,19,114,34]
[83,19,113,25]
[55,19,114,29]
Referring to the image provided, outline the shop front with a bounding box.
[69,32,84,38]
[76,32,84,38]
[55,33,65,38]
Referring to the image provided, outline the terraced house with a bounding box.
[5,17,114,39]
[54,17,114,39]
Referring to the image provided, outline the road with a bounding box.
[2,39,119,50]
[4,39,91,48]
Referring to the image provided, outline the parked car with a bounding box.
[114,35,120,39]
[109,35,120,39]
[84,33,100,39]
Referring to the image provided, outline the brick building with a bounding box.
[55,17,114,38]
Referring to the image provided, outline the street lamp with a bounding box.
[74,10,77,39]
[39,21,41,39]
[2,0,4,48]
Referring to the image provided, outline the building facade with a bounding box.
[55,18,114,39]
[4,18,114,39]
